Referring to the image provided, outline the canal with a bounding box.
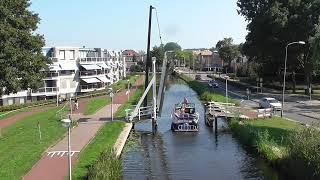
[122,78,284,180]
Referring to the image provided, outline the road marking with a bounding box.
[47,151,80,158]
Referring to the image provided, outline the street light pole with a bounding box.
[108,88,114,121]
[281,41,305,117]
[127,80,130,101]
[61,118,72,180]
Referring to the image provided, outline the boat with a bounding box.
[171,97,199,132]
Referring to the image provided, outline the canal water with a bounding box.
[122,78,284,180]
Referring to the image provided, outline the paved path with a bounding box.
[24,76,144,180]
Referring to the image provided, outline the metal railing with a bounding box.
[80,71,104,76]
[78,57,109,63]
[33,87,58,93]
[45,72,59,78]
[80,84,104,90]
[49,57,59,62]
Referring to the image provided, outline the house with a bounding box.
[122,49,142,71]
[192,50,223,72]
[0,47,126,106]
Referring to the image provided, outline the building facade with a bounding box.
[0,47,126,106]
[192,50,223,71]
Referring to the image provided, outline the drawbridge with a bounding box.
[126,51,173,132]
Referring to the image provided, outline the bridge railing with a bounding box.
[125,105,154,121]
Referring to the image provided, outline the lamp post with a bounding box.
[61,117,72,180]
[281,41,305,117]
[108,88,114,121]
[127,79,130,101]
[225,75,230,106]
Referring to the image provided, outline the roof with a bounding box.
[60,63,78,70]
[122,49,139,56]
[97,76,111,83]
[80,64,102,70]
[97,62,110,69]
[193,50,213,56]
[264,97,277,100]
[81,77,101,84]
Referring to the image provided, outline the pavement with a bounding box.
[178,68,320,125]
[23,76,144,180]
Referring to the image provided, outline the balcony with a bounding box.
[49,57,59,62]
[32,87,58,96]
[78,57,109,63]
[80,71,104,77]
[44,72,59,79]
[80,84,105,92]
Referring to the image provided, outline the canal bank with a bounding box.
[178,73,320,179]
[122,77,285,179]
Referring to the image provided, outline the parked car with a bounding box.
[195,75,201,80]
[259,97,282,111]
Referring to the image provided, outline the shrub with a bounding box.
[286,125,320,179]
[87,149,122,180]
[0,99,55,112]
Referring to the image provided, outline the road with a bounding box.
[177,68,320,125]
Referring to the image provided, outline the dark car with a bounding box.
[195,75,201,80]
[208,80,218,88]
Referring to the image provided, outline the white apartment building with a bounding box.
[0,47,126,106]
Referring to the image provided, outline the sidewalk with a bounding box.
[24,76,144,180]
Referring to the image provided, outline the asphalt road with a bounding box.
[178,68,320,125]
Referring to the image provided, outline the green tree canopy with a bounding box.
[215,38,240,70]
[0,0,48,95]
[151,44,165,66]
[237,0,320,84]
[164,42,181,52]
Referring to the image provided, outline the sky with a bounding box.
[30,0,248,51]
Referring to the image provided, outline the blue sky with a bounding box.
[30,0,247,51]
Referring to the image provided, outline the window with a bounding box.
[59,50,65,60]
[70,50,75,60]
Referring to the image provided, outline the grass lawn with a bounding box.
[230,117,300,161]
[112,75,140,92]
[179,74,239,105]
[83,97,111,116]
[72,121,125,179]
[114,86,144,118]
[0,107,69,179]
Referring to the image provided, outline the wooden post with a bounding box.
[214,117,218,132]
[38,121,42,141]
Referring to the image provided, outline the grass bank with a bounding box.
[83,97,111,115]
[72,83,144,179]
[230,117,320,179]
[72,121,125,180]
[179,74,239,105]
[0,106,69,179]
[112,75,140,92]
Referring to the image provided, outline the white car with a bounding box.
[259,97,282,111]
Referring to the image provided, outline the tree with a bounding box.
[0,0,48,95]
[164,42,181,52]
[151,44,165,68]
[237,0,320,90]
[215,38,240,73]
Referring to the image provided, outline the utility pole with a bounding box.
[144,5,154,107]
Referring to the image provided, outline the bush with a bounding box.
[87,149,122,180]
[0,99,55,112]
[286,125,320,179]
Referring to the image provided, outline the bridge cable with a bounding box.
[154,8,163,45]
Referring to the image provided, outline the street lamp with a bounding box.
[225,75,230,106]
[127,79,130,101]
[61,117,72,180]
[281,41,305,117]
[108,88,114,121]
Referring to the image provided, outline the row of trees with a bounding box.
[237,0,320,89]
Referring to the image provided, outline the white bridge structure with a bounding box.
[126,52,170,132]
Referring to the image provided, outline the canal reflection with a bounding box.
[122,80,285,180]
